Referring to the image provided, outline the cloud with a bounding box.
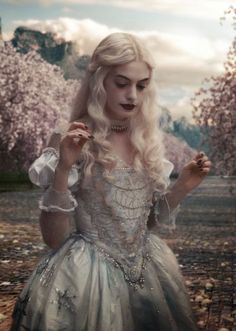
[7,0,232,20]
[61,7,73,13]
[13,18,119,53]
[0,0,51,4]
[81,0,230,20]
[9,17,230,120]
[2,31,14,40]
[13,18,227,75]
[12,18,228,82]
[165,94,194,122]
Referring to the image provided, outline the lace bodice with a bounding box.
[28,148,176,286]
[73,162,155,283]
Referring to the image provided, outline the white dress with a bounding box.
[11,148,198,331]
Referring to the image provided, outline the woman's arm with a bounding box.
[39,164,71,250]
[38,123,92,250]
[159,151,212,218]
[148,151,212,230]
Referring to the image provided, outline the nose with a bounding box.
[126,85,137,102]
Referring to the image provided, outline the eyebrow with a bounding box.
[115,74,150,83]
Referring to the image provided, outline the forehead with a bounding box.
[110,61,150,81]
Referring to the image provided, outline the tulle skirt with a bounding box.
[11,232,198,331]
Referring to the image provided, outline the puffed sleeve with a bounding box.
[28,147,81,192]
[162,158,174,188]
[28,147,83,213]
[151,158,180,231]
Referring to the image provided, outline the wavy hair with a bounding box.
[70,32,168,191]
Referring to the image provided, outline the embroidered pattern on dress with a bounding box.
[50,288,77,314]
[36,255,56,287]
[76,164,155,289]
[78,233,152,290]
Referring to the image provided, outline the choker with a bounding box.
[110,119,130,132]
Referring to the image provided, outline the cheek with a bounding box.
[106,88,119,107]
[138,89,147,100]
[108,87,122,100]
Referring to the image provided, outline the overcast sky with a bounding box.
[0,0,234,121]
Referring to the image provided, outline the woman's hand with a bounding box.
[177,151,212,193]
[58,121,94,171]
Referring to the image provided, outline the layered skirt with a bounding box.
[11,232,198,331]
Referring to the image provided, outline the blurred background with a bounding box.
[0,0,235,177]
[0,1,235,330]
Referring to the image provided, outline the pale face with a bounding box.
[103,61,151,121]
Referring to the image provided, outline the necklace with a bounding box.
[110,118,130,132]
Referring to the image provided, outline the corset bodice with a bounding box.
[74,162,155,283]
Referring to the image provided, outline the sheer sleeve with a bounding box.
[151,158,180,231]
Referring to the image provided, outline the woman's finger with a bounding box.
[202,160,211,167]
[68,121,89,132]
[196,156,209,166]
[194,151,206,161]
[200,167,210,173]
[67,131,94,140]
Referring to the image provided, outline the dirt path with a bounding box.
[0,177,236,331]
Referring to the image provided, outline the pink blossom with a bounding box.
[192,6,236,176]
[0,43,78,172]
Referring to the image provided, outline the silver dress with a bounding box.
[11,148,198,331]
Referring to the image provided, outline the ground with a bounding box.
[0,176,236,331]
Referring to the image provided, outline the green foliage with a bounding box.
[11,26,89,80]
[159,107,210,154]
[0,172,29,183]
[0,172,33,192]
[170,116,210,154]
[12,26,68,63]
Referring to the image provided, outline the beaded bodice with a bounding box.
[74,161,155,285]
[28,148,175,288]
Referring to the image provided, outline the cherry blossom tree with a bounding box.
[192,6,236,176]
[0,43,78,172]
[163,133,196,176]
[0,41,195,175]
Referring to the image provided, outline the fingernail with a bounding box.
[84,125,89,130]
[197,160,202,165]
[89,135,94,139]
[78,134,83,137]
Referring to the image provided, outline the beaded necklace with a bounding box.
[110,118,130,132]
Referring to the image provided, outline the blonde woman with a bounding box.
[11,32,211,330]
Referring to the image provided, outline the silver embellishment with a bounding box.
[75,163,156,289]
[36,256,51,275]
[79,233,152,290]
[50,288,77,314]
[39,262,56,287]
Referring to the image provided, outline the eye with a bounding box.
[115,82,127,88]
[137,85,146,91]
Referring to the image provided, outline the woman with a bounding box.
[11,32,211,330]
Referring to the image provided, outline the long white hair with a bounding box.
[70,32,168,190]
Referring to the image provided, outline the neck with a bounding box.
[109,118,130,133]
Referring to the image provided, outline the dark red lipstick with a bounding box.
[121,104,136,110]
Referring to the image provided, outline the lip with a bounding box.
[120,104,136,110]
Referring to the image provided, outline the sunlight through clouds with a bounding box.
[2,0,233,120]
[12,17,228,90]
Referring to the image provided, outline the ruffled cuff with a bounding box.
[28,147,81,190]
[152,190,180,231]
[39,185,78,213]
